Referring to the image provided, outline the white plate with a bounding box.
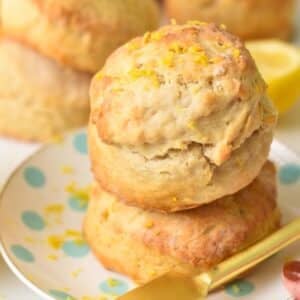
[0,129,300,300]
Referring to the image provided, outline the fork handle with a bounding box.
[204,218,300,291]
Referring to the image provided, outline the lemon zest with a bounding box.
[107,278,120,287]
[151,31,163,41]
[48,235,64,250]
[71,268,83,278]
[194,53,208,65]
[162,52,175,68]
[61,165,74,175]
[95,72,104,80]
[65,229,82,239]
[233,48,241,59]
[65,182,90,201]
[45,204,64,215]
[47,254,58,261]
[144,220,154,229]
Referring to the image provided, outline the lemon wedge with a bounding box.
[247,40,300,114]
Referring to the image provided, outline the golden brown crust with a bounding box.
[84,161,280,283]
[89,23,277,211]
[165,0,295,40]
[0,38,91,142]
[2,0,160,73]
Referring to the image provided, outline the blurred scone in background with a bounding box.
[164,0,296,40]
[0,0,160,141]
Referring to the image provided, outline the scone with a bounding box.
[89,23,277,212]
[2,0,160,73]
[0,38,90,141]
[84,161,280,284]
[165,0,295,40]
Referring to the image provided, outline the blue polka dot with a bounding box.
[225,279,254,297]
[62,240,90,258]
[279,164,300,185]
[49,290,75,300]
[11,245,34,263]
[23,167,45,188]
[68,196,88,212]
[73,132,87,154]
[99,278,129,296]
[21,211,45,231]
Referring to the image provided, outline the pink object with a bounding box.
[283,261,300,300]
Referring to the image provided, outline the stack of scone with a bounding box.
[0,0,159,141]
[164,0,296,40]
[85,22,279,284]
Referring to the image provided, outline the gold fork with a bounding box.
[118,218,300,300]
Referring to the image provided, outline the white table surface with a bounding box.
[1,3,300,298]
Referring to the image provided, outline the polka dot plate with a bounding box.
[0,129,299,300]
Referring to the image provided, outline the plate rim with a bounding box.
[0,144,56,300]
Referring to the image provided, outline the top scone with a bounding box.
[89,22,277,212]
[1,0,160,73]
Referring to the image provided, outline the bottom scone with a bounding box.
[84,161,280,284]
[0,38,91,142]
